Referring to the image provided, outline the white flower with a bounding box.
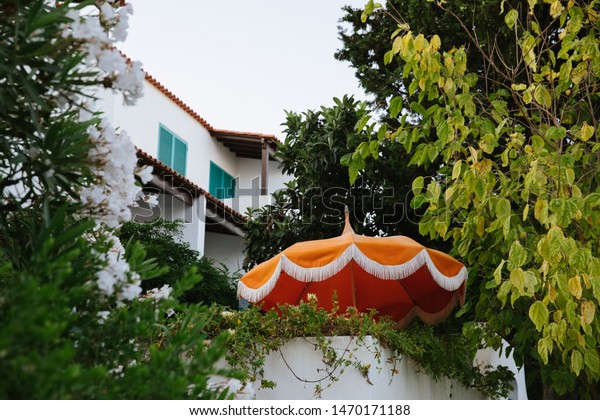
[100,3,116,21]
[97,310,111,324]
[97,48,124,74]
[135,165,154,184]
[118,280,142,303]
[112,4,133,42]
[97,269,117,295]
[141,284,172,301]
[144,194,159,208]
[306,293,318,303]
[221,311,235,320]
[157,284,172,299]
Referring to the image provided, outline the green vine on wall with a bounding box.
[185,295,515,399]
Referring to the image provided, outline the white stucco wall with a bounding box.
[98,81,238,192]
[130,194,206,254]
[203,231,244,275]
[475,341,528,400]
[224,157,293,213]
[98,79,289,269]
[213,336,526,400]
[268,160,294,194]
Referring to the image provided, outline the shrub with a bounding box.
[118,219,239,308]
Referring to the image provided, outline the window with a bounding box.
[158,125,187,176]
[209,161,236,199]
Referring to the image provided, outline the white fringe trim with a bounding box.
[238,244,467,302]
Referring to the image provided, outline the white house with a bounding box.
[98,70,291,274]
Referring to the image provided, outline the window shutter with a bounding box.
[158,127,173,166]
[209,162,222,198]
[209,161,235,199]
[223,172,235,199]
[229,176,236,199]
[173,138,187,176]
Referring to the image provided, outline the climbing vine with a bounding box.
[167,296,515,399]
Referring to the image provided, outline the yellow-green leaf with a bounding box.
[580,121,595,141]
[430,34,441,51]
[392,36,403,55]
[571,61,588,85]
[361,0,375,23]
[505,9,519,28]
[389,96,403,118]
[571,350,584,376]
[436,119,450,142]
[523,88,533,104]
[493,260,506,286]
[444,185,455,206]
[568,275,582,299]
[509,241,527,268]
[550,0,564,18]
[511,83,527,91]
[537,336,552,364]
[412,176,424,195]
[529,301,549,332]
[476,215,485,237]
[581,300,596,325]
[520,33,537,72]
[452,160,462,180]
[534,84,552,107]
[534,199,548,223]
[511,268,526,294]
[584,349,600,374]
[497,281,511,307]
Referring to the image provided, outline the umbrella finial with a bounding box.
[342,205,354,235]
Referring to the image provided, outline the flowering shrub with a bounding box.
[0,0,230,399]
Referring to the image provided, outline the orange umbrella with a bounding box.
[238,211,467,328]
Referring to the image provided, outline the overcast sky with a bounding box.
[118,0,370,140]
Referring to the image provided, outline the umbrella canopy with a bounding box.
[238,212,467,328]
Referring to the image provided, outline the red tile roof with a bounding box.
[120,49,279,144]
[144,73,215,131]
[210,128,280,144]
[144,74,281,145]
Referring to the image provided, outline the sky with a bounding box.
[118,0,370,140]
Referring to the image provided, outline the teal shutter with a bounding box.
[229,177,236,198]
[223,172,235,198]
[158,127,173,166]
[173,138,187,176]
[209,162,221,198]
[209,161,235,199]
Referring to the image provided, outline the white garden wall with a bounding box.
[214,336,527,400]
[253,336,485,400]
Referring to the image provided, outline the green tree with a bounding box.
[243,95,431,269]
[0,0,230,399]
[336,0,547,111]
[352,0,600,398]
[119,219,238,308]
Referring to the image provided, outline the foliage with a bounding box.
[243,95,432,269]
[118,219,239,308]
[0,0,230,399]
[336,0,533,111]
[199,297,514,399]
[351,0,600,398]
